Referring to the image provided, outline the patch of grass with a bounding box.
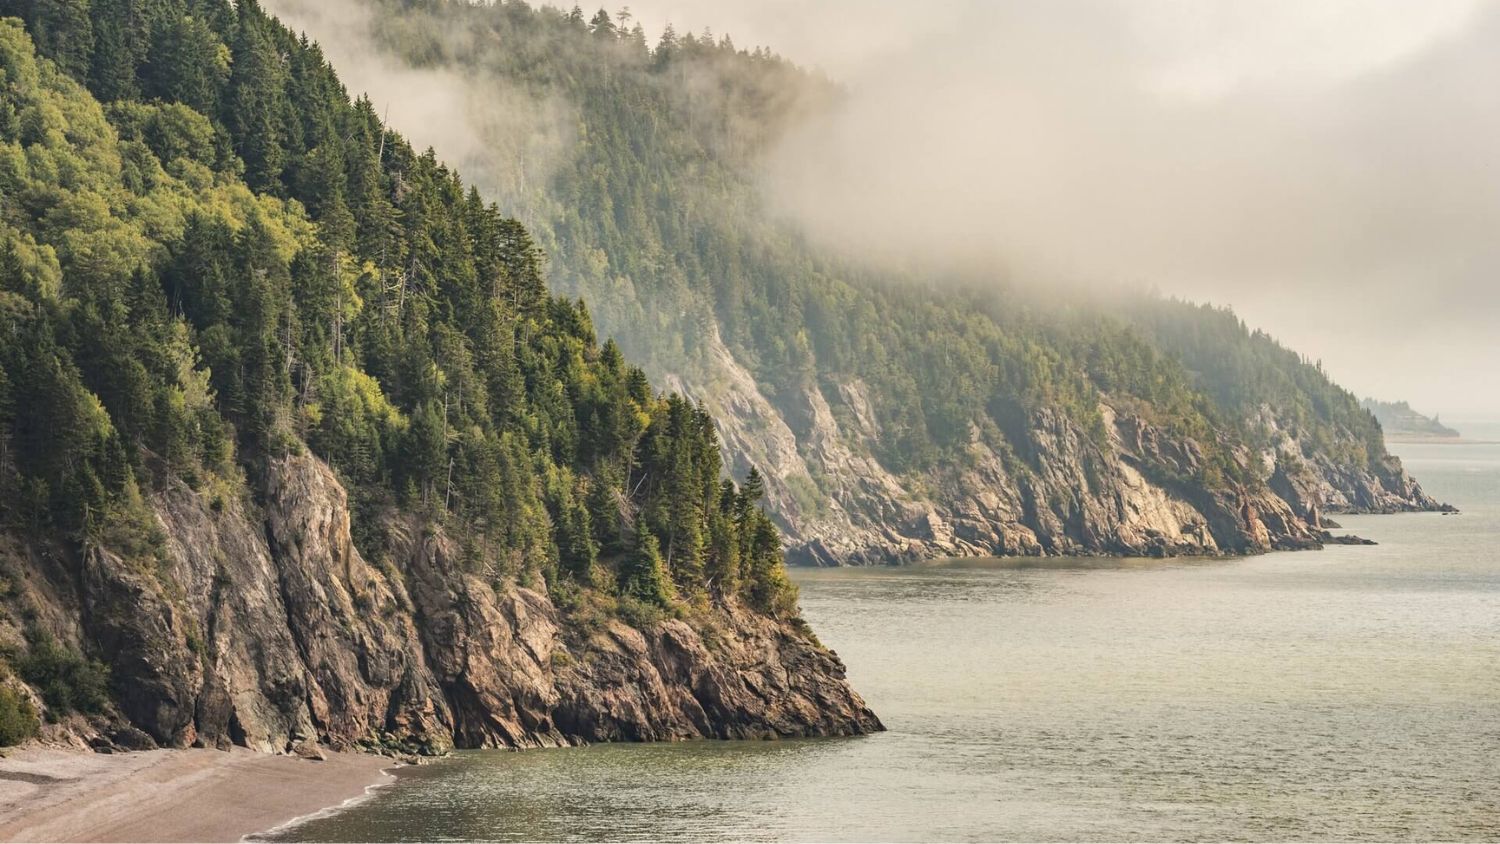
[783,473,828,520]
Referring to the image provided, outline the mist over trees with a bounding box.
[269,0,1399,501]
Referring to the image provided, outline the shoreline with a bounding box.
[1385,434,1499,445]
[0,746,396,843]
[247,769,405,843]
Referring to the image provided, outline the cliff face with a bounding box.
[668,335,1433,566]
[1256,406,1446,522]
[3,453,879,753]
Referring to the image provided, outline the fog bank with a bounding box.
[626,0,1500,416]
[266,0,576,209]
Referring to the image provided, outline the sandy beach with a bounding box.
[0,746,395,843]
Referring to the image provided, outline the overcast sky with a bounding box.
[617,0,1500,419]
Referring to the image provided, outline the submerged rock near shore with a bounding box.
[2,452,880,755]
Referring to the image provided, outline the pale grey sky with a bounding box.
[619,0,1500,418]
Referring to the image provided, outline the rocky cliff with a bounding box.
[668,334,1437,566]
[0,452,880,754]
[1257,405,1450,521]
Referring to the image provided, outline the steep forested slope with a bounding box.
[0,2,877,751]
[1121,298,1447,518]
[282,0,1440,565]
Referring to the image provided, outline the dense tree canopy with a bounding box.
[0,2,798,630]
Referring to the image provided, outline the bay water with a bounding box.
[263,426,1500,841]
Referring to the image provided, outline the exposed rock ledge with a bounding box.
[664,332,1443,567]
[3,452,880,755]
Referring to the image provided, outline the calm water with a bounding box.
[265,426,1500,842]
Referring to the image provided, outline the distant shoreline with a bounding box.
[0,746,394,842]
[1385,434,1499,445]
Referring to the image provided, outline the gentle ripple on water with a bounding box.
[261,431,1500,842]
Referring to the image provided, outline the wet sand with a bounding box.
[0,746,394,842]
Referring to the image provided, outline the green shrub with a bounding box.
[17,635,110,717]
[0,686,39,745]
[616,595,668,630]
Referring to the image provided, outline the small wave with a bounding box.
[241,765,402,842]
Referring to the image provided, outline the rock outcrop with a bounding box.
[1254,405,1449,521]
[668,334,1435,566]
[3,452,880,753]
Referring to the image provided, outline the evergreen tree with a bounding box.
[589,8,614,39]
[620,528,672,607]
[740,466,765,510]
[86,0,140,101]
[6,0,95,78]
[224,5,287,192]
[142,12,227,115]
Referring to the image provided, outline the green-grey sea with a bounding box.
[260,425,1500,842]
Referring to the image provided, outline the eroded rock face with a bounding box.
[666,333,1416,566]
[156,476,320,752]
[399,526,879,748]
[1255,405,1444,519]
[6,452,879,753]
[262,456,450,750]
[80,545,203,748]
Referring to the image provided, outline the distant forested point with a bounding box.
[1360,398,1460,439]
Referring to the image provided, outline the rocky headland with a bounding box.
[675,336,1443,567]
[1,452,879,757]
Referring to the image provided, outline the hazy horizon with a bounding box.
[268,0,1500,419]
